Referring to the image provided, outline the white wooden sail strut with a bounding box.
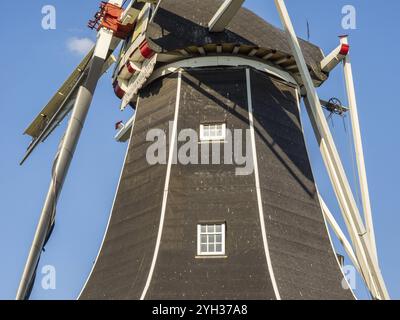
[273,0,389,300]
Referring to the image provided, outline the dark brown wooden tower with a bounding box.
[79,0,354,300]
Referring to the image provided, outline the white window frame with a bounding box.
[197,223,226,256]
[200,123,226,142]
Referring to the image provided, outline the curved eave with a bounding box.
[144,0,327,84]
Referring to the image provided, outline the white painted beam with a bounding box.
[319,196,361,274]
[273,0,389,300]
[208,0,245,32]
[340,36,378,262]
[321,42,350,73]
[16,0,123,300]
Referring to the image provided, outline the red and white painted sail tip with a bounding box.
[113,80,126,99]
[339,43,350,56]
[139,41,155,59]
[115,120,124,130]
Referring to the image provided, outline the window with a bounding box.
[200,123,226,142]
[197,223,226,256]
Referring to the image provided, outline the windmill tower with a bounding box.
[17,0,389,300]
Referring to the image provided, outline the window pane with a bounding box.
[200,124,226,141]
[198,223,225,255]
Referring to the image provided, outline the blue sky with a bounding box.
[0,0,399,300]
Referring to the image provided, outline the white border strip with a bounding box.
[149,56,297,86]
[77,99,140,299]
[246,68,281,300]
[116,56,296,142]
[140,71,182,300]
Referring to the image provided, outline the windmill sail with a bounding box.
[24,48,94,140]
[20,49,116,165]
[16,0,126,300]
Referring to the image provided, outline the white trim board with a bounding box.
[116,56,296,142]
[140,71,183,300]
[246,68,281,300]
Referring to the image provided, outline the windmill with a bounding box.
[17,0,389,300]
